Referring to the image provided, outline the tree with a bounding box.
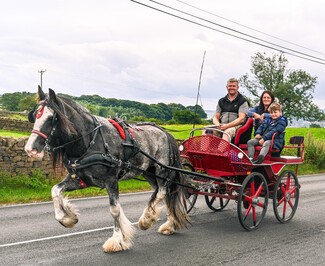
[173,110,201,124]
[19,95,37,111]
[240,52,325,122]
[186,104,207,119]
[0,93,21,111]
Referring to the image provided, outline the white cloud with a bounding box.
[0,0,324,111]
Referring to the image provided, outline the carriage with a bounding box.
[179,117,305,230]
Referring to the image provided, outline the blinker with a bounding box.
[28,105,38,123]
[28,104,46,123]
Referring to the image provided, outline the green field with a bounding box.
[163,124,325,143]
[0,129,30,138]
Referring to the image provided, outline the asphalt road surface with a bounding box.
[1,174,325,265]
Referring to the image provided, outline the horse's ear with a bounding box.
[48,88,59,104]
[38,85,46,101]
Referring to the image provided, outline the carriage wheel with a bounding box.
[237,172,269,231]
[273,170,299,223]
[205,187,230,212]
[182,163,198,213]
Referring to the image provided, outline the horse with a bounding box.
[24,86,190,253]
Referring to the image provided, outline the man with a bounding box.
[213,78,249,142]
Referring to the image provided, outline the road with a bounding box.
[1,174,325,265]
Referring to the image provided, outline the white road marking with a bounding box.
[0,222,139,248]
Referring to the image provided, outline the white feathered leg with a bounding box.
[51,184,79,228]
[103,203,135,253]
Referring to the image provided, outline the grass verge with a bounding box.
[0,170,151,205]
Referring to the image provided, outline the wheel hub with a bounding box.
[252,197,259,207]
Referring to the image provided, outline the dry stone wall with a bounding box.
[0,117,33,132]
[0,136,65,177]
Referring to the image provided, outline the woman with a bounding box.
[248,90,276,132]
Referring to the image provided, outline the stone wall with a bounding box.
[0,117,33,132]
[0,136,65,177]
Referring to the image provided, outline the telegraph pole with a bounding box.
[38,69,46,89]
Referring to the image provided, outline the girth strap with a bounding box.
[66,152,122,171]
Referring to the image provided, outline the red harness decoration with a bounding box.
[36,105,45,119]
[108,119,126,140]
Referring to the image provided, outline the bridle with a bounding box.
[28,100,102,154]
[28,100,58,152]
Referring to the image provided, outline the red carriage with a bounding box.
[179,118,305,230]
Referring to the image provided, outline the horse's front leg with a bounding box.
[51,174,84,228]
[102,182,135,253]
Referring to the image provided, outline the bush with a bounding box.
[310,123,322,128]
[0,169,54,190]
[305,132,325,168]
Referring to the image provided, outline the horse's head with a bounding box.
[25,86,63,159]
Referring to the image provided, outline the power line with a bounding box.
[174,0,325,57]
[148,0,325,63]
[131,0,325,65]
[146,0,325,63]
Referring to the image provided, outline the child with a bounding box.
[247,103,287,164]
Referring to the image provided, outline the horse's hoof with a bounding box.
[58,217,78,228]
[158,223,175,235]
[138,221,150,230]
[102,239,130,253]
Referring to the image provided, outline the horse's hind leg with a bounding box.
[138,187,166,230]
[102,183,135,253]
[51,174,82,228]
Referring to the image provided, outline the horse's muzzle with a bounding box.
[25,148,45,159]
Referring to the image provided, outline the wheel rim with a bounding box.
[205,187,230,211]
[182,163,198,213]
[273,170,299,223]
[237,172,269,231]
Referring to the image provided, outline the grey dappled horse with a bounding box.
[25,87,189,253]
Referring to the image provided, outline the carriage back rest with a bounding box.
[233,117,254,146]
[289,136,304,157]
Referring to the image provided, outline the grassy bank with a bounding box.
[0,170,151,205]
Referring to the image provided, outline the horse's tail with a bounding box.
[163,132,191,230]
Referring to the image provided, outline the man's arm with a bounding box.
[213,113,221,126]
[222,112,246,129]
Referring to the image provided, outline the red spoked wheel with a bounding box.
[182,163,198,213]
[273,170,299,223]
[237,172,269,231]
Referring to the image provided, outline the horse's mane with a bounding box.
[47,95,91,136]
[46,95,92,170]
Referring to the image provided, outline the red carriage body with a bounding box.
[179,118,305,230]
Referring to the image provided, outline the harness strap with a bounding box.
[108,117,140,161]
[52,124,102,152]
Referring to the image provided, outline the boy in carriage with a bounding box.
[247,103,287,164]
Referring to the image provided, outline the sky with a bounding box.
[1,0,325,114]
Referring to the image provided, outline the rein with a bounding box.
[52,124,103,152]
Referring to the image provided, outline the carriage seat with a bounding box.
[270,136,304,163]
[233,117,254,146]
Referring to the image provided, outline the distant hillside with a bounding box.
[0,91,207,123]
